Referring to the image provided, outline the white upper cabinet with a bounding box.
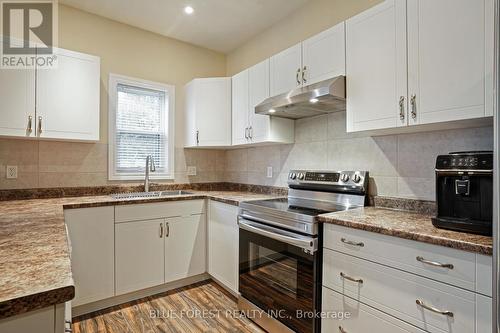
[407,0,494,125]
[270,43,303,96]
[0,43,99,141]
[302,22,346,85]
[231,59,294,146]
[184,77,231,147]
[36,48,100,141]
[346,0,494,133]
[231,70,250,146]
[0,39,35,138]
[346,0,408,132]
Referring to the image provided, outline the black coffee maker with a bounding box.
[432,151,493,236]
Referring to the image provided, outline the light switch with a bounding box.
[6,166,17,179]
[267,166,273,178]
[187,166,197,176]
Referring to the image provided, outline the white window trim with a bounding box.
[108,73,175,181]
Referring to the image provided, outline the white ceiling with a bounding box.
[60,0,309,53]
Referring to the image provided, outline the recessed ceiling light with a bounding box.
[309,98,319,104]
[269,109,276,113]
[184,6,194,14]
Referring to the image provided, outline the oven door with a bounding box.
[238,217,321,333]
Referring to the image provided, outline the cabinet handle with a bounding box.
[27,115,32,134]
[399,96,405,121]
[196,130,199,145]
[296,68,301,85]
[249,126,253,139]
[302,66,307,84]
[416,256,454,269]
[159,223,163,238]
[410,94,417,119]
[166,222,170,237]
[338,326,348,333]
[245,127,248,139]
[340,237,364,247]
[38,116,43,134]
[416,299,454,318]
[340,272,363,284]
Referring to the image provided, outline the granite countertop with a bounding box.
[0,190,281,320]
[317,206,493,255]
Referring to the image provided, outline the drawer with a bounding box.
[322,287,425,333]
[323,249,476,333]
[324,224,476,291]
[476,254,493,296]
[115,200,205,223]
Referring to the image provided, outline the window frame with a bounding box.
[108,73,175,181]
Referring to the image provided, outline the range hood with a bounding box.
[255,76,346,119]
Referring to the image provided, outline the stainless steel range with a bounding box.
[238,170,368,333]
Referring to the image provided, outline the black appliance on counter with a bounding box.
[432,151,493,235]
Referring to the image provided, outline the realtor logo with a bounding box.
[1,0,58,68]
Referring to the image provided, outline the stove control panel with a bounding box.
[288,170,369,193]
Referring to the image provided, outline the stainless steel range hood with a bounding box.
[255,76,346,119]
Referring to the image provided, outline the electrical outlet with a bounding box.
[187,166,197,176]
[6,166,17,179]
[267,166,273,178]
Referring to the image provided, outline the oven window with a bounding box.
[239,227,317,333]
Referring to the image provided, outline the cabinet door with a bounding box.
[64,207,114,307]
[302,22,346,85]
[407,0,494,125]
[195,78,232,146]
[165,214,206,283]
[270,43,302,96]
[232,70,249,145]
[248,59,271,143]
[0,306,55,333]
[115,219,165,295]
[36,48,100,141]
[184,81,197,147]
[208,201,239,293]
[346,0,408,132]
[476,294,492,333]
[0,39,35,138]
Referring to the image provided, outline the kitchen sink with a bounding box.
[111,190,193,199]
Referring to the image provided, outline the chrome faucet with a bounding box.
[144,155,156,192]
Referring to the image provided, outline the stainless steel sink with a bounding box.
[111,190,193,199]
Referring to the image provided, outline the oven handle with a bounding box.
[238,218,317,253]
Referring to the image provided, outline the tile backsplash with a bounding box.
[0,140,225,189]
[0,111,493,201]
[224,112,493,201]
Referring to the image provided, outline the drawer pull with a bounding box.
[338,326,348,333]
[416,256,454,269]
[341,237,364,247]
[416,299,454,317]
[340,272,363,284]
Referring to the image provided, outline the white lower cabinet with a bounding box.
[64,207,115,306]
[165,214,206,283]
[0,303,68,333]
[207,200,239,294]
[322,287,425,333]
[115,219,165,295]
[322,224,493,333]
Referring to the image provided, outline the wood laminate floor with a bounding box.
[73,280,265,333]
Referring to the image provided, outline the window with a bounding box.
[109,74,175,180]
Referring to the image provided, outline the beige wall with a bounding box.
[226,0,382,75]
[0,4,227,189]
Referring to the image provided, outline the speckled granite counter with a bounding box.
[317,207,493,255]
[0,190,281,320]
